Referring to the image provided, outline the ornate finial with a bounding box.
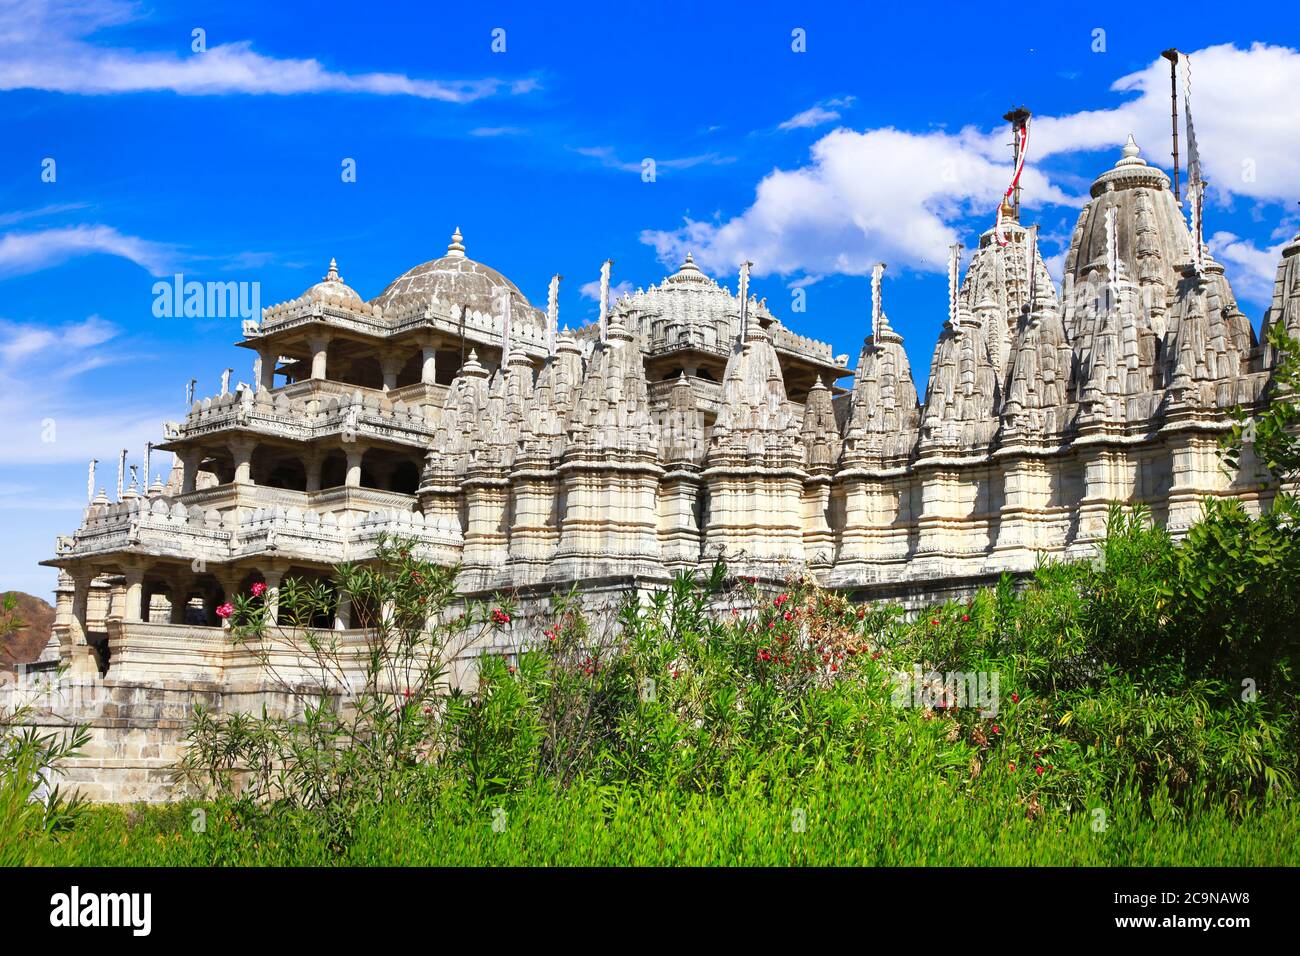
[461,348,488,377]
[1116,134,1147,169]
[447,227,466,258]
[324,257,340,282]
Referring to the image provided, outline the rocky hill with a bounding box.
[1,591,56,671]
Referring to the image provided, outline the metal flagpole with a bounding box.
[1161,49,1182,204]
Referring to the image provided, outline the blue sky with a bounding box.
[3,0,1299,598]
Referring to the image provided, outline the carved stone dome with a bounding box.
[374,228,542,326]
[303,258,362,303]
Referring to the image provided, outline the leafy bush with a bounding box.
[0,594,90,865]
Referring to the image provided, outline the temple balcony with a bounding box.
[48,493,463,570]
[250,291,551,362]
[160,386,439,453]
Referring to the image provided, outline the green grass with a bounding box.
[29,761,1300,867]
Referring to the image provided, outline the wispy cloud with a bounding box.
[778,96,856,132]
[573,146,735,174]
[0,0,535,103]
[579,279,633,302]
[0,225,176,279]
[470,126,527,137]
[0,315,166,466]
[0,203,91,228]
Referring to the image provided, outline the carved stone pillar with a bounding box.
[344,445,365,488]
[229,438,256,485]
[334,593,352,630]
[121,563,147,623]
[180,449,201,494]
[215,568,243,630]
[304,451,323,493]
[420,341,438,385]
[380,353,404,393]
[307,333,331,381]
[169,571,191,624]
[261,564,286,626]
[257,344,276,392]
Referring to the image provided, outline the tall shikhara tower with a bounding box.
[44,140,1281,703]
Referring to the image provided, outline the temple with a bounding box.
[25,136,1296,799]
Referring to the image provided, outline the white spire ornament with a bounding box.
[871,262,887,338]
[546,274,561,356]
[1105,204,1120,314]
[497,285,513,362]
[597,259,612,344]
[1024,225,1038,315]
[87,458,97,504]
[947,246,962,328]
[738,261,753,344]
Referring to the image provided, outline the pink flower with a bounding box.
[215,602,234,620]
[491,608,511,625]
[250,582,267,597]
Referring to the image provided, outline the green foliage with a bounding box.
[173,535,498,849]
[22,490,1300,866]
[1222,321,1300,484]
[0,593,91,865]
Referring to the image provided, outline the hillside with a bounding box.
[1,591,55,671]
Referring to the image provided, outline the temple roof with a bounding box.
[373,228,544,327]
[301,258,362,304]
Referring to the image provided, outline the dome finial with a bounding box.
[324,257,340,282]
[1123,134,1139,160]
[447,227,466,258]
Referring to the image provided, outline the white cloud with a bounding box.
[573,146,735,174]
[0,315,168,467]
[643,43,1300,302]
[778,96,856,132]
[1208,230,1290,305]
[642,126,1075,280]
[779,106,842,131]
[579,279,634,301]
[0,224,175,278]
[0,1,531,103]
